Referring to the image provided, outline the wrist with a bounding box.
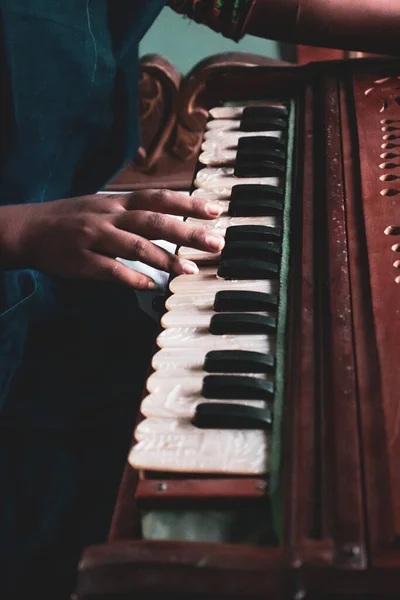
[0,204,31,269]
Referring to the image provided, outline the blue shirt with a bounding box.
[0,0,167,407]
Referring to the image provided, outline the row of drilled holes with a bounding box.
[365,78,400,282]
[381,114,400,282]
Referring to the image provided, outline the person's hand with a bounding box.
[0,190,225,289]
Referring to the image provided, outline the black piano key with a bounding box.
[231,184,284,202]
[221,240,281,262]
[209,313,277,335]
[204,350,276,373]
[228,199,283,217]
[242,105,288,119]
[237,137,286,163]
[234,156,286,178]
[229,185,284,216]
[225,225,282,243]
[240,116,287,132]
[214,290,278,312]
[218,258,279,280]
[240,118,286,132]
[202,375,275,400]
[240,106,288,132]
[192,402,273,430]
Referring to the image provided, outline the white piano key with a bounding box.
[204,130,283,145]
[177,247,220,262]
[201,135,283,156]
[165,285,277,310]
[151,347,275,373]
[152,348,211,372]
[157,327,274,351]
[199,138,285,166]
[209,106,247,120]
[146,373,267,394]
[169,267,279,295]
[194,198,230,211]
[161,309,271,329]
[206,119,241,131]
[191,189,230,200]
[199,148,237,165]
[206,118,284,134]
[195,167,281,190]
[209,104,286,120]
[141,389,266,419]
[165,291,217,311]
[129,418,268,474]
[185,215,280,231]
[156,332,271,353]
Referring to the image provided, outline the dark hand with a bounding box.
[1,190,225,289]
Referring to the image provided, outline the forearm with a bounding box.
[170,0,400,56]
[244,0,400,56]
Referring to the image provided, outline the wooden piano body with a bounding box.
[77,57,400,599]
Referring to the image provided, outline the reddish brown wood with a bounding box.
[135,478,267,509]
[77,541,291,600]
[348,65,400,567]
[316,75,365,563]
[285,83,318,555]
[108,53,292,192]
[297,46,349,64]
[108,464,140,542]
[296,46,380,65]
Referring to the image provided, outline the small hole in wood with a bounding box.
[381,189,400,196]
[380,174,400,181]
[379,162,400,169]
[385,225,400,235]
[380,153,400,159]
[382,143,400,149]
[375,77,392,84]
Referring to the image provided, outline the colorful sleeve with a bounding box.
[168,0,256,41]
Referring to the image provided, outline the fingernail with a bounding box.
[147,281,157,289]
[205,234,225,251]
[181,260,199,275]
[205,202,223,216]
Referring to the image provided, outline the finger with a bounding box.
[96,228,200,275]
[123,189,223,220]
[116,211,225,253]
[84,251,157,289]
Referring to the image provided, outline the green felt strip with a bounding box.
[268,98,296,542]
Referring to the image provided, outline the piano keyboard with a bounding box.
[129,101,294,477]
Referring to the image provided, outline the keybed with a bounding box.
[129,101,290,476]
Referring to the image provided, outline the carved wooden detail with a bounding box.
[107,49,384,193]
[107,52,290,192]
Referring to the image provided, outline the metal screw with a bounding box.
[342,545,360,557]
[335,544,361,565]
[294,589,306,600]
[156,482,168,492]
